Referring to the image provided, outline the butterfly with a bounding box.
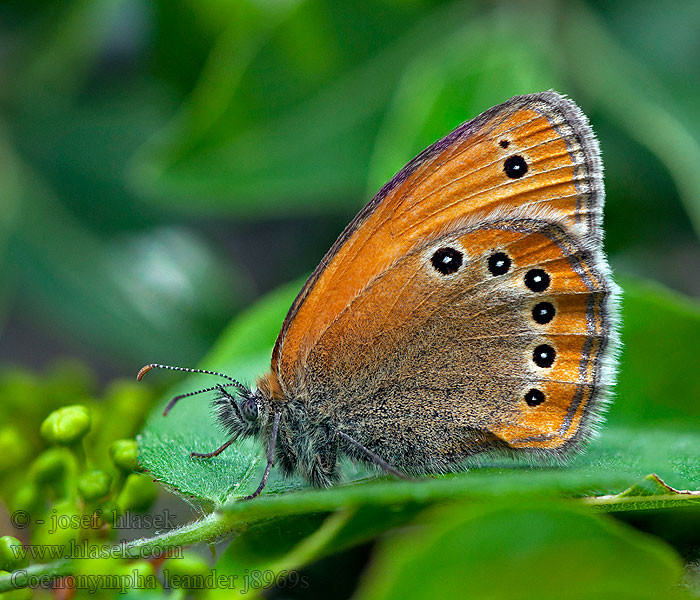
[139,90,620,499]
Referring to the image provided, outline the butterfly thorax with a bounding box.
[245,369,338,487]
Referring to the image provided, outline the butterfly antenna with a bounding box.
[137,363,249,395]
[162,382,241,417]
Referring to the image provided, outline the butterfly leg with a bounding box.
[190,438,236,459]
[244,410,282,500]
[336,431,408,480]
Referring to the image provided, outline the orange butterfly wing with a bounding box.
[271,91,604,389]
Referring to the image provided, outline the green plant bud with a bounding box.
[115,560,161,593]
[0,536,29,570]
[33,499,82,550]
[0,427,31,473]
[162,552,210,584]
[30,447,73,485]
[97,501,119,527]
[12,483,42,515]
[109,439,139,472]
[40,405,91,445]
[0,571,32,600]
[117,474,157,513]
[77,470,112,501]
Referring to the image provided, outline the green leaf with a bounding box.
[212,503,429,598]
[138,278,309,506]
[585,473,700,513]
[354,500,689,600]
[619,473,683,497]
[611,277,700,428]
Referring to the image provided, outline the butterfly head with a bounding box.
[137,362,271,441]
[214,385,269,440]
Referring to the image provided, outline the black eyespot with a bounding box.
[504,155,528,178]
[487,252,511,276]
[532,301,555,324]
[525,388,545,407]
[241,397,258,422]
[525,269,550,292]
[499,140,510,148]
[533,344,556,368]
[431,247,463,275]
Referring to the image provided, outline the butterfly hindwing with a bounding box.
[293,213,617,470]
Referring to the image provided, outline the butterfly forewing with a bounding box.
[274,91,605,390]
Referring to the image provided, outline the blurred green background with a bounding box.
[0,0,698,380]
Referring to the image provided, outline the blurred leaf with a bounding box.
[563,2,700,238]
[128,1,481,214]
[151,0,305,146]
[138,276,700,507]
[594,1,700,123]
[8,162,249,367]
[128,0,700,275]
[10,84,174,233]
[611,277,700,429]
[354,500,688,600]
[212,504,428,598]
[212,511,343,598]
[0,123,24,330]
[10,0,140,105]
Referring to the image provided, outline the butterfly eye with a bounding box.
[532,301,555,324]
[504,155,528,178]
[431,247,463,275]
[241,397,259,422]
[533,344,556,368]
[525,269,550,292]
[487,252,511,276]
[524,389,545,407]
